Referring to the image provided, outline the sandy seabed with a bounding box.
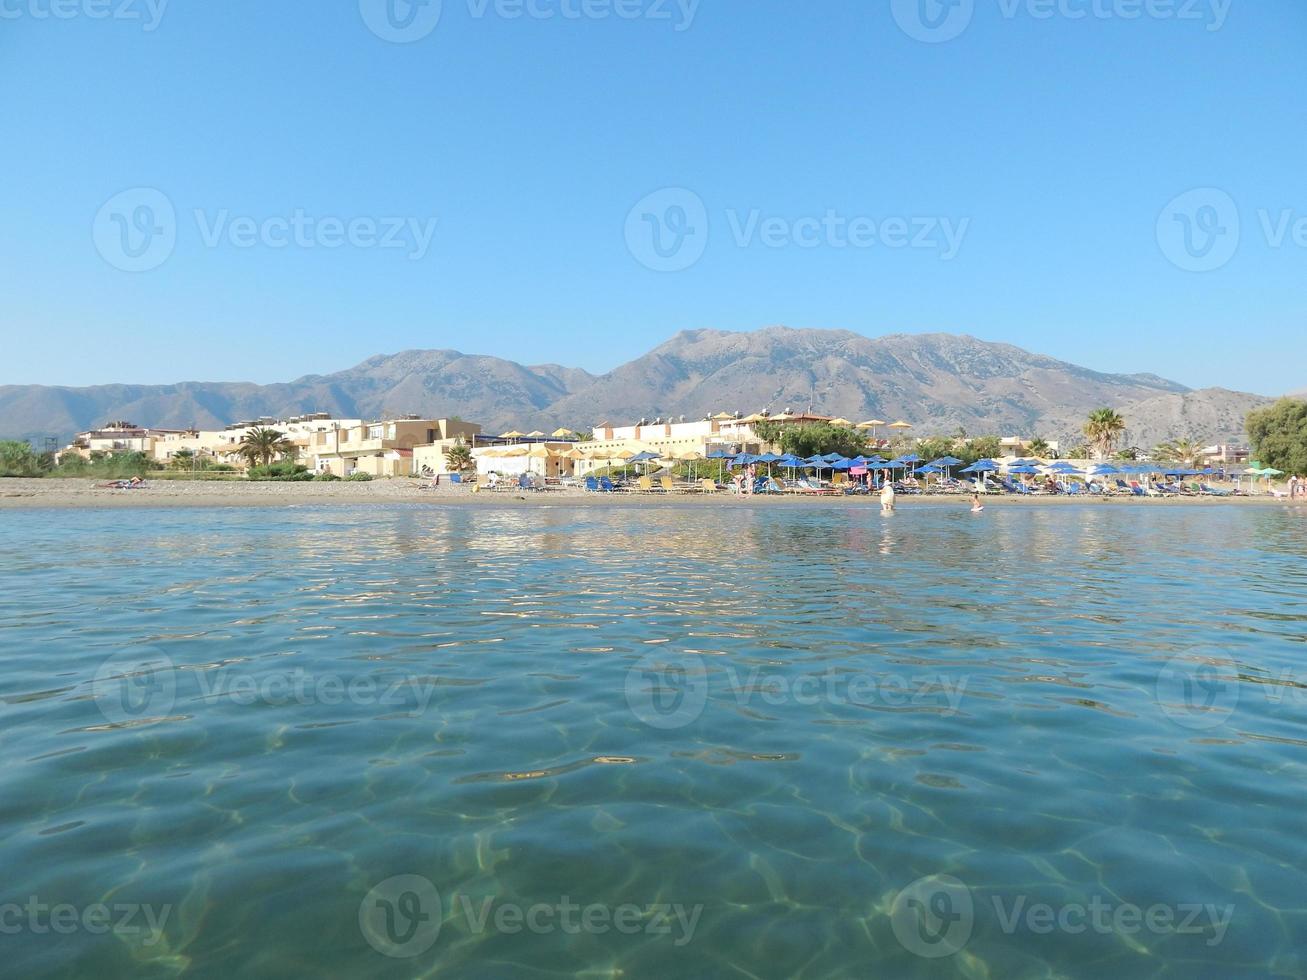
[0,478,1299,510]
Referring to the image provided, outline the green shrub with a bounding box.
[0,440,47,477]
[314,472,341,482]
[248,461,313,481]
[50,451,157,479]
[345,472,373,482]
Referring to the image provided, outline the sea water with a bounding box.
[1,503,1305,978]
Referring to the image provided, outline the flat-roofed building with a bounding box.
[309,418,482,476]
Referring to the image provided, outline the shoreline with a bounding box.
[0,478,1301,510]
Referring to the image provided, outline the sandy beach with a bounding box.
[0,478,1298,510]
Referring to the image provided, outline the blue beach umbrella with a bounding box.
[960,460,998,488]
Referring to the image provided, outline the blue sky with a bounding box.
[2,0,1303,394]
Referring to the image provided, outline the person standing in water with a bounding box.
[971,492,984,513]
[880,480,896,512]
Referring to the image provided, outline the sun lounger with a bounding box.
[794,478,839,495]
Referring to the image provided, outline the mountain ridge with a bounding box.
[0,327,1266,448]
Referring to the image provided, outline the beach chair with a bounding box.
[1200,483,1232,497]
[795,478,839,496]
[584,476,600,492]
[699,478,718,493]
[660,476,679,493]
[600,477,619,493]
[636,475,657,493]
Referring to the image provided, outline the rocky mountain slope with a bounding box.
[0,327,1268,447]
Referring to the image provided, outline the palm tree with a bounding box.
[1083,409,1126,461]
[1154,438,1203,469]
[443,443,474,472]
[1027,437,1051,458]
[239,427,296,468]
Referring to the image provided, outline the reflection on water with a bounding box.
[1,503,1306,978]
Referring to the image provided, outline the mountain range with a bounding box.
[0,328,1284,449]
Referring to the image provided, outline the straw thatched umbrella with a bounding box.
[673,448,704,483]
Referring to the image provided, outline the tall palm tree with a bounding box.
[443,443,474,472]
[1027,437,1051,458]
[239,427,296,468]
[1083,409,1126,461]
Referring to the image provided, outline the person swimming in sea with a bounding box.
[971,492,984,513]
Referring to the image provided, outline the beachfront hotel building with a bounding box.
[309,417,483,477]
[574,411,839,472]
[58,408,921,479]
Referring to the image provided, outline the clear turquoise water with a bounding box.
[2,503,1306,979]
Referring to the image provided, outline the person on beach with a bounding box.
[971,492,984,513]
[880,480,896,512]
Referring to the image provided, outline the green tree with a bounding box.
[1153,438,1203,468]
[752,420,783,448]
[1084,408,1126,460]
[0,440,41,477]
[1066,444,1092,460]
[443,444,474,472]
[238,427,297,468]
[776,423,870,459]
[1027,437,1051,457]
[956,436,1002,467]
[915,437,958,463]
[1246,399,1307,474]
